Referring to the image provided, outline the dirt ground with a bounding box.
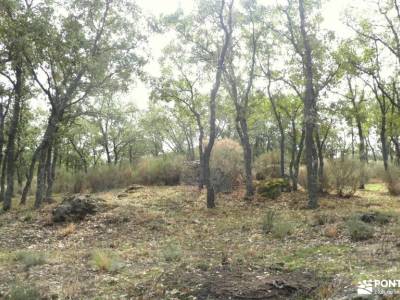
[0,183,399,299]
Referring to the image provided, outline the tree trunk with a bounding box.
[380,114,389,171]
[3,63,23,211]
[46,144,58,200]
[203,0,233,208]
[299,0,318,208]
[238,117,254,198]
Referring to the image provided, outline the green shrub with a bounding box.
[162,242,182,262]
[14,251,46,269]
[261,210,276,233]
[326,158,360,197]
[257,178,290,199]
[346,217,374,241]
[7,283,40,300]
[271,221,294,239]
[133,154,183,186]
[254,151,281,180]
[210,139,243,193]
[90,249,124,272]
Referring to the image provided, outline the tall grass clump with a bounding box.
[210,139,243,193]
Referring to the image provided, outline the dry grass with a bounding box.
[58,223,76,237]
[0,183,399,298]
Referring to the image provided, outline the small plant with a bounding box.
[271,221,294,239]
[261,210,276,234]
[14,251,46,269]
[7,283,40,300]
[254,151,281,180]
[162,242,182,262]
[346,217,374,241]
[58,223,76,237]
[90,249,124,272]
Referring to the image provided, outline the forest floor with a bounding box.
[0,183,400,299]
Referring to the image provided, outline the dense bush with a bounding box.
[210,139,243,193]
[326,158,360,197]
[254,151,281,180]
[133,154,183,186]
[257,178,290,199]
[384,167,400,196]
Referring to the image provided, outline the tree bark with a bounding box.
[3,62,23,211]
[203,0,233,208]
[299,0,318,208]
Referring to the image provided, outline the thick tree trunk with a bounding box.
[299,0,318,208]
[0,103,6,202]
[3,63,23,211]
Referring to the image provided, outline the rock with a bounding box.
[125,184,144,193]
[52,194,106,223]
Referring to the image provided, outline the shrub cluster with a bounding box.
[254,151,281,180]
[133,154,183,186]
[384,167,400,196]
[210,139,243,193]
[326,158,361,197]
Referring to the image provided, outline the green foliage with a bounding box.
[7,283,40,300]
[14,251,46,269]
[257,178,290,199]
[133,155,183,186]
[210,139,244,193]
[90,250,124,273]
[346,217,374,241]
[162,242,182,262]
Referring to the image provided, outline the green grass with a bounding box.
[364,183,386,192]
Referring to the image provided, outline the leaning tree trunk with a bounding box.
[299,0,318,209]
[3,63,23,211]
